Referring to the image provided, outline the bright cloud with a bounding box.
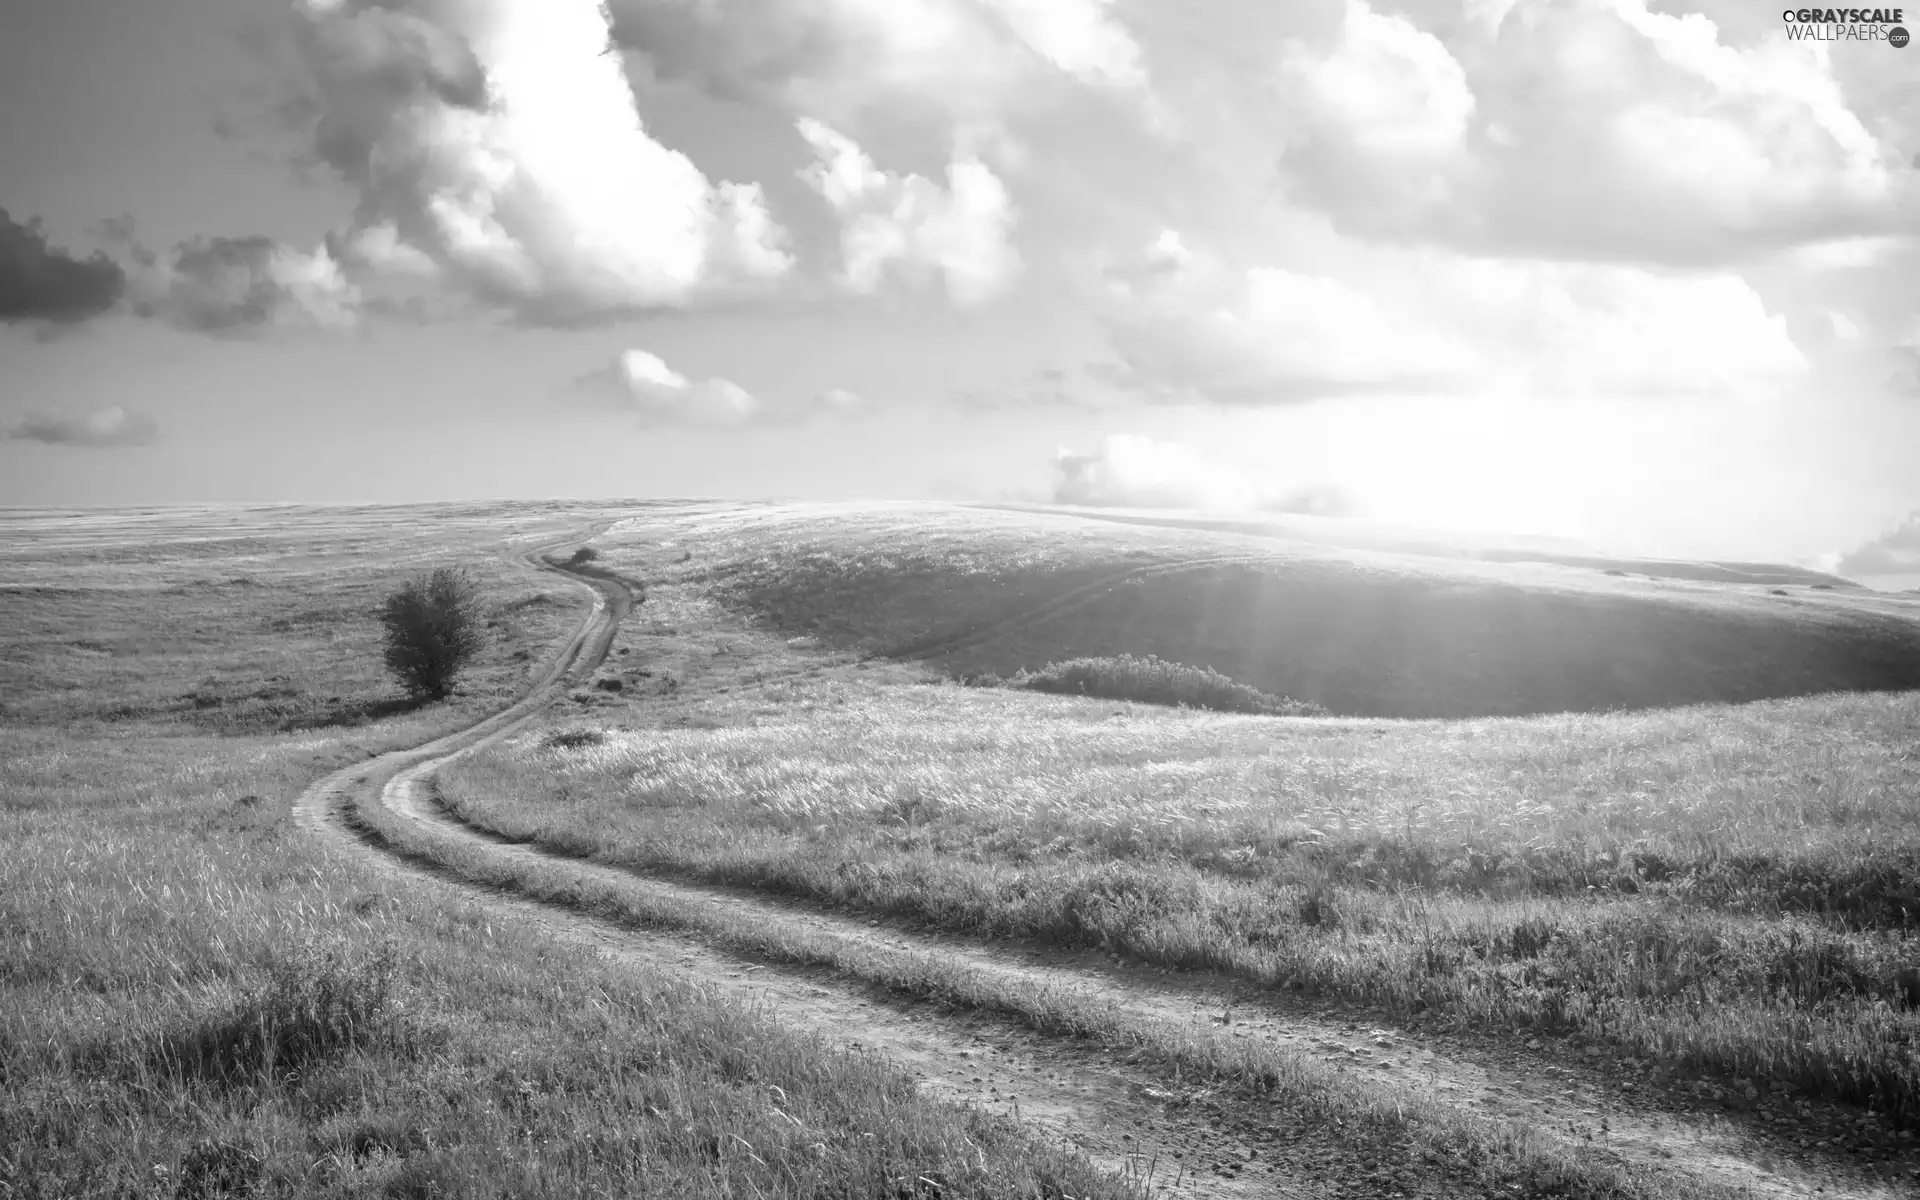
[584,349,762,427]
[1275,0,1911,264]
[797,119,1021,305]
[1280,1,1474,158]
[292,0,791,326]
[1097,228,1806,403]
[573,353,883,427]
[976,0,1147,92]
[1054,434,1346,513]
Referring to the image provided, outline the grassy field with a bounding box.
[695,503,1920,718]
[436,503,1920,1128]
[0,504,1127,1199]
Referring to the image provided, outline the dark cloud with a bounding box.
[6,406,158,448]
[0,209,127,325]
[130,235,358,334]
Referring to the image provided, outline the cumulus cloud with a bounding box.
[0,209,126,325]
[129,236,359,333]
[1053,434,1348,514]
[606,0,1149,127]
[1274,0,1911,264]
[6,406,158,448]
[797,119,1021,305]
[1836,513,1920,577]
[571,352,885,427]
[577,349,762,427]
[1097,228,1806,403]
[289,0,791,326]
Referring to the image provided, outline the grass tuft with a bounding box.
[153,934,399,1086]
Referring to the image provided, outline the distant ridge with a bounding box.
[978,503,1858,589]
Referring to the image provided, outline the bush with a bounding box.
[566,547,598,566]
[378,567,484,701]
[542,727,606,750]
[1013,654,1325,716]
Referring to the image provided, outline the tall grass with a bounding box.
[439,676,1920,1121]
[698,509,1920,717]
[1,506,1129,1199]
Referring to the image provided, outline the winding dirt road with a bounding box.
[294,529,1913,1200]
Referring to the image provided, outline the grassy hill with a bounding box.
[706,503,1920,718]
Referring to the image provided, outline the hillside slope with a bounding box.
[707,504,1920,718]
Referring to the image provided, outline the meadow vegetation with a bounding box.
[436,504,1920,1133]
[700,504,1920,718]
[1,504,1124,1199]
[1002,653,1325,715]
[442,680,1920,1121]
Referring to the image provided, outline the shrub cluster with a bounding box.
[542,727,606,750]
[377,567,484,701]
[1011,654,1325,716]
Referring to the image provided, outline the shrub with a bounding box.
[377,567,484,701]
[566,547,599,566]
[1013,654,1325,716]
[542,727,605,749]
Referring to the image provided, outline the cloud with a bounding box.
[1836,512,1920,577]
[571,352,885,427]
[0,209,126,325]
[1280,0,1474,159]
[1096,228,1806,404]
[811,387,875,417]
[6,406,158,448]
[1053,434,1348,513]
[1273,0,1911,265]
[606,0,1149,128]
[577,349,763,427]
[129,236,360,333]
[796,119,1021,305]
[288,0,792,326]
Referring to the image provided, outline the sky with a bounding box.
[1,0,1917,569]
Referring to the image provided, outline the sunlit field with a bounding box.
[437,503,1920,1129]
[0,504,1124,1199]
[695,503,1920,718]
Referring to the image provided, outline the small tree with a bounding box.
[378,567,484,701]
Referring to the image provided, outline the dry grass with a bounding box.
[435,503,1920,1126]
[1,503,1127,1200]
[695,503,1920,718]
[443,680,1920,1119]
